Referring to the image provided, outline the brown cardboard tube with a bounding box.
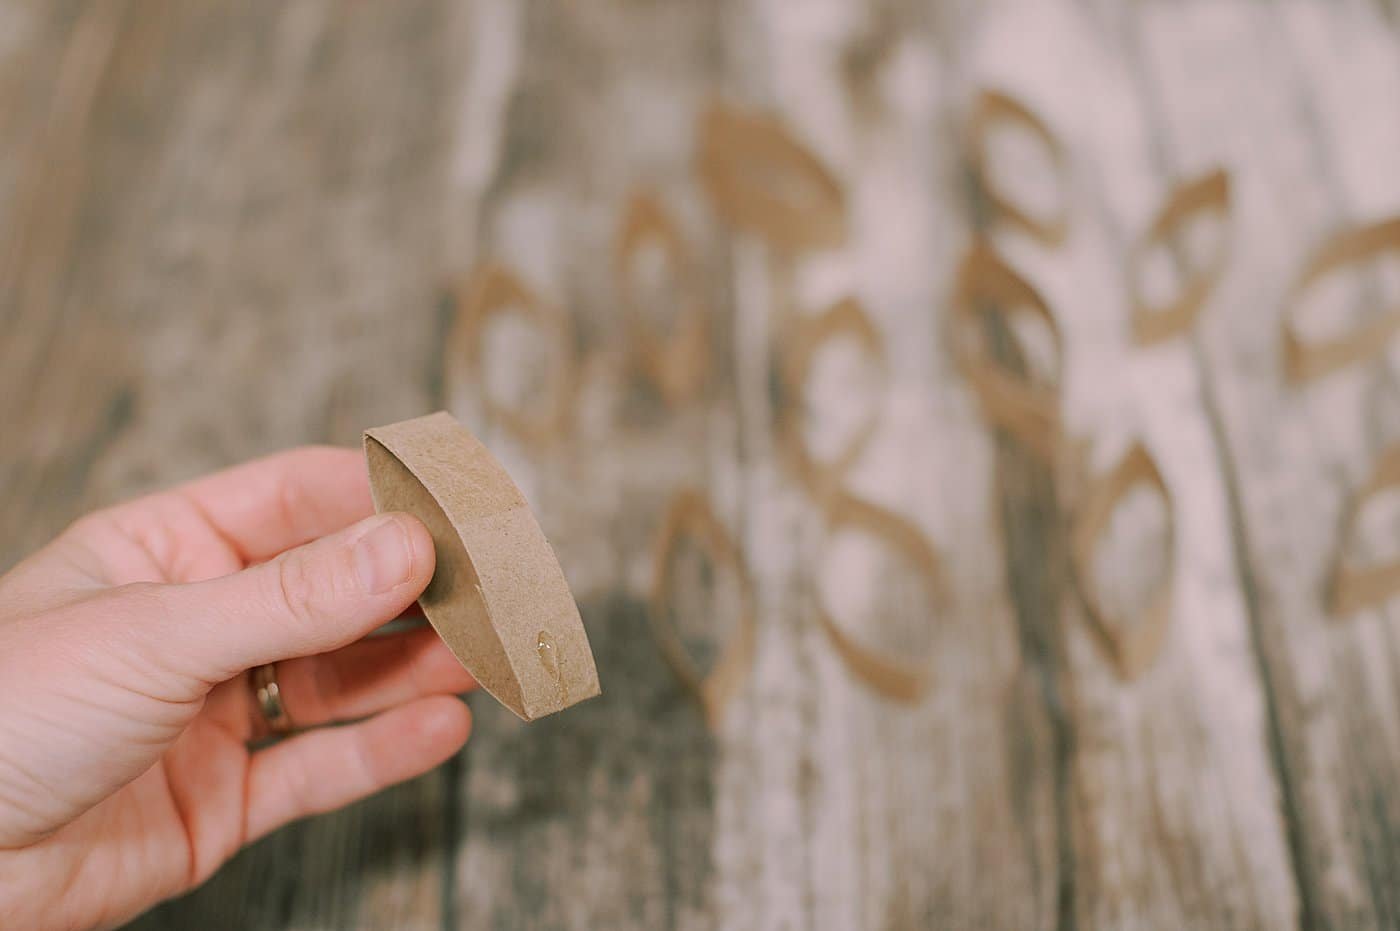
[649,489,758,730]
[1330,444,1400,615]
[696,100,847,253]
[1069,442,1175,681]
[815,491,941,703]
[1282,216,1400,383]
[951,238,1065,465]
[777,297,888,504]
[615,190,710,407]
[446,262,575,447]
[1129,168,1231,346]
[967,89,1070,247]
[364,412,600,721]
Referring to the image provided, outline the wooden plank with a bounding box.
[1117,0,1400,925]
[0,0,134,562]
[7,0,1399,926]
[0,1,503,927]
[933,1,1299,927]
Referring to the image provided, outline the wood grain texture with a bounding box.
[1,0,1400,928]
[442,3,732,929]
[935,3,1295,927]
[0,2,492,927]
[1116,1,1400,926]
[705,3,1060,927]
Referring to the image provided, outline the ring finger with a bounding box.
[220,626,478,740]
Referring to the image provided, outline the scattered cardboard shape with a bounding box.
[952,238,1065,466]
[1282,216,1400,383]
[967,88,1070,247]
[364,411,600,721]
[696,100,846,253]
[1070,443,1175,681]
[1129,168,1232,346]
[816,491,941,703]
[778,297,888,504]
[615,190,710,407]
[649,489,757,730]
[446,263,575,448]
[1330,444,1400,616]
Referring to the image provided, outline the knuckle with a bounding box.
[108,580,171,622]
[64,509,111,541]
[271,446,352,531]
[347,730,379,792]
[273,470,308,542]
[270,553,324,631]
[280,754,318,815]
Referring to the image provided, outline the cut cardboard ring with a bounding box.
[1282,216,1400,383]
[364,412,600,721]
[951,237,1065,465]
[1069,442,1175,681]
[967,89,1071,247]
[815,491,941,703]
[615,190,710,407]
[447,262,575,447]
[778,297,888,504]
[696,100,847,253]
[1129,168,1231,346]
[649,489,758,730]
[1330,444,1400,616]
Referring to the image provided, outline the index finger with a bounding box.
[175,445,375,563]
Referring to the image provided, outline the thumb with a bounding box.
[133,513,435,682]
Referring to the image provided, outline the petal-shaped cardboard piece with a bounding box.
[815,491,941,703]
[1070,443,1175,681]
[649,489,757,731]
[615,190,711,407]
[951,238,1065,465]
[1282,216,1400,383]
[967,88,1071,247]
[445,263,575,448]
[1128,168,1231,346]
[364,412,600,721]
[778,297,888,505]
[696,100,846,253]
[1330,444,1400,616]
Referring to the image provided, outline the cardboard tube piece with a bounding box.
[1283,216,1400,383]
[696,100,846,253]
[967,89,1070,247]
[615,190,710,407]
[1129,168,1231,346]
[447,263,574,448]
[1070,443,1175,681]
[364,412,600,721]
[649,489,758,730]
[1330,444,1400,616]
[952,238,1065,465]
[816,491,941,703]
[778,297,888,504]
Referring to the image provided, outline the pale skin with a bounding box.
[0,447,478,930]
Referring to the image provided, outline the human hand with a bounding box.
[0,447,477,930]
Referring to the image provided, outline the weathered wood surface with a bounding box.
[3,1,1400,928]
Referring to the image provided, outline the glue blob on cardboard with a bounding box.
[364,412,600,721]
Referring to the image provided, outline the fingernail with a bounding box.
[354,516,415,594]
